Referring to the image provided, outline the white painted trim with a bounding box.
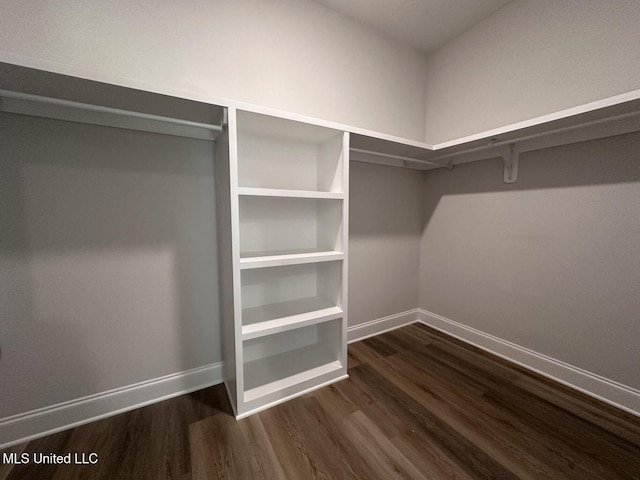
[0,362,224,450]
[0,51,432,149]
[348,309,420,344]
[418,309,640,417]
[5,51,640,173]
[432,89,640,150]
[236,187,344,200]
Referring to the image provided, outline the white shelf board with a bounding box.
[243,344,342,403]
[432,89,640,150]
[239,250,343,269]
[237,187,344,199]
[242,297,343,340]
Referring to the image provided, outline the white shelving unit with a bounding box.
[218,108,349,418]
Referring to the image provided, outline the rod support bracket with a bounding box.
[502,144,519,183]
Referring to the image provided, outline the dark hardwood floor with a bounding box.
[2,323,640,479]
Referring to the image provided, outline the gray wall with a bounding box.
[349,162,423,326]
[423,0,640,143]
[419,132,640,389]
[0,112,220,418]
[0,0,429,140]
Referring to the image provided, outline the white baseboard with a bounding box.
[0,362,224,450]
[348,309,420,344]
[418,309,640,417]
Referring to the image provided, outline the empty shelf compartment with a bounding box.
[237,110,344,193]
[241,262,342,329]
[239,196,343,259]
[243,319,343,402]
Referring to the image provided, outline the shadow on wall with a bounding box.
[0,112,219,419]
[419,131,640,388]
[350,160,423,237]
[348,161,424,326]
[423,131,640,227]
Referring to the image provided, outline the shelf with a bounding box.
[223,107,348,418]
[243,344,343,403]
[237,187,344,199]
[239,196,343,256]
[242,297,343,340]
[239,250,343,269]
[237,110,344,192]
[241,261,343,335]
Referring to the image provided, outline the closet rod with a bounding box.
[428,109,640,164]
[0,89,224,133]
[350,148,448,168]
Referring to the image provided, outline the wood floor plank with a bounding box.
[190,412,252,480]
[5,430,73,480]
[310,383,359,419]
[3,324,639,480]
[348,363,522,480]
[386,350,588,479]
[360,335,404,357]
[0,443,27,480]
[339,410,428,480]
[236,415,287,480]
[331,367,407,440]
[346,348,363,369]
[512,371,640,445]
[347,340,386,365]
[485,385,640,480]
[376,326,432,353]
[390,432,478,480]
[400,323,437,345]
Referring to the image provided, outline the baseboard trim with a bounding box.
[348,309,420,344]
[418,309,640,417]
[0,362,224,450]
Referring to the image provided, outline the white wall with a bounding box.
[349,162,422,326]
[419,132,640,390]
[0,0,429,141]
[423,0,640,143]
[0,112,219,418]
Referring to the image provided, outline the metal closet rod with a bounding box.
[0,89,224,132]
[350,148,447,168]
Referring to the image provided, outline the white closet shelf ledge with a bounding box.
[237,187,344,199]
[0,89,223,141]
[349,89,640,175]
[239,251,344,269]
[242,305,343,340]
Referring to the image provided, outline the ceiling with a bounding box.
[314,0,512,54]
